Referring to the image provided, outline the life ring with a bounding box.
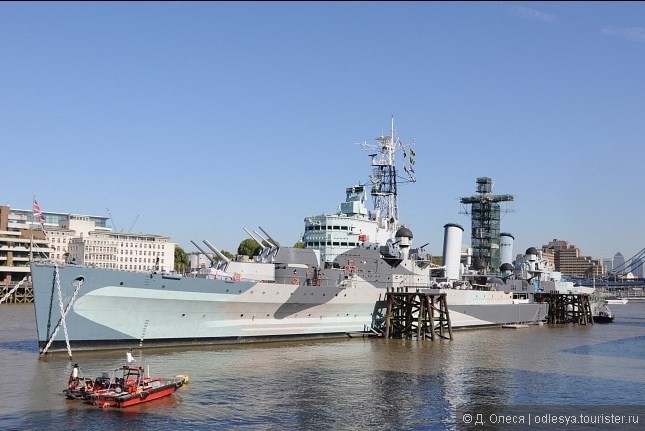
[291,278,298,285]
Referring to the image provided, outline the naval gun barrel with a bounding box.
[258,226,280,247]
[202,240,231,263]
[253,229,276,248]
[190,240,215,264]
[244,228,266,248]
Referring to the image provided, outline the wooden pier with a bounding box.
[536,292,594,325]
[0,281,33,304]
[383,289,453,340]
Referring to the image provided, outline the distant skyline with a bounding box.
[2,2,644,262]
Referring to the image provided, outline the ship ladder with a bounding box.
[0,276,28,305]
[40,266,84,359]
[531,303,546,324]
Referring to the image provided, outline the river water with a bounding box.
[1,303,644,430]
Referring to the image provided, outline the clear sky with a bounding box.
[2,2,644,263]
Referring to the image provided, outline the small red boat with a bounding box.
[85,365,186,408]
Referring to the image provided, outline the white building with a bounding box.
[1,206,175,279]
[68,231,174,273]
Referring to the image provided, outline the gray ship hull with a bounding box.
[31,263,548,352]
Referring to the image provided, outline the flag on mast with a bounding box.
[33,197,46,234]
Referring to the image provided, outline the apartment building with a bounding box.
[541,239,604,278]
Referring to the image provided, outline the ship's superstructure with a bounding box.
[302,118,416,264]
[302,186,377,264]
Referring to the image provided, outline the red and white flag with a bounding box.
[33,198,46,232]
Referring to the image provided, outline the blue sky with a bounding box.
[2,2,644,262]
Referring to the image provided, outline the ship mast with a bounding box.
[363,116,416,238]
[373,117,398,235]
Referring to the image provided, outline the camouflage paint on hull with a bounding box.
[31,263,547,352]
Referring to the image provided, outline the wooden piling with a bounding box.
[0,281,33,304]
[538,292,594,325]
[383,290,452,340]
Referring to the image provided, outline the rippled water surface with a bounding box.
[1,303,644,430]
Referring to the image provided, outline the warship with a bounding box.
[31,119,550,353]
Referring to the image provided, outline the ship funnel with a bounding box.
[499,233,514,267]
[442,223,464,282]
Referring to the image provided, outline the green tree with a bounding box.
[293,241,305,248]
[174,245,189,273]
[238,239,261,257]
[221,250,235,260]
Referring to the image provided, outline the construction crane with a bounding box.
[106,208,120,231]
[127,215,140,233]
[106,208,139,233]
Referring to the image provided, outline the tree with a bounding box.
[293,241,305,248]
[238,238,261,257]
[221,250,235,260]
[174,245,189,273]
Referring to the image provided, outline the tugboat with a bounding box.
[86,364,187,408]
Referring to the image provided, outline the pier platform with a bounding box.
[0,281,33,304]
[383,289,453,340]
[535,292,594,325]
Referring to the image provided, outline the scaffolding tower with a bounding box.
[460,177,514,273]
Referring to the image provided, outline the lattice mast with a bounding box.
[361,116,416,238]
[460,177,513,273]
